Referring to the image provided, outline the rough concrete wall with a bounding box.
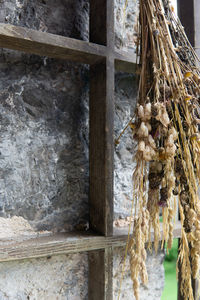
[0,0,165,299]
[115,0,138,49]
[0,254,88,300]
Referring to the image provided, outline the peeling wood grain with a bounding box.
[89,1,114,299]
[0,222,181,262]
[0,23,136,72]
[114,49,137,73]
[0,23,106,64]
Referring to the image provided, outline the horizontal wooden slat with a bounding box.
[114,49,137,73]
[0,23,106,64]
[0,23,136,72]
[0,222,181,262]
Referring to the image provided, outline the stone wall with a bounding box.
[0,0,165,299]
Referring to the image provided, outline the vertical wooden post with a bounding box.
[89,0,114,237]
[89,1,114,299]
[88,248,113,300]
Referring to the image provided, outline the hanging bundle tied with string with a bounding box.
[124,0,200,299]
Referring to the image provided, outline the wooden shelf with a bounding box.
[0,222,181,262]
[0,23,136,72]
[114,49,137,73]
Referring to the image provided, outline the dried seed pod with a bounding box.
[137,122,149,137]
[158,200,168,207]
[168,223,174,249]
[158,187,168,207]
[182,120,189,132]
[138,140,145,152]
[184,71,193,79]
[184,95,192,102]
[169,127,178,140]
[143,145,156,161]
[148,134,156,148]
[138,105,144,119]
[175,158,183,174]
[166,144,176,156]
[180,173,187,185]
[173,187,179,196]
[180,190,189,206]
[183,218,192,233]
[192,256,199,279]
[151,104,158,117]
[195,230,200,240]
[195,220,200,230]
[144,103,151,120]
[175,178,180,186]
[148,172,163,189]
[166,134,174,147]
[160,187,168,201]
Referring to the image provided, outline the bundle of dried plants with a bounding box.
[118,0,200,299]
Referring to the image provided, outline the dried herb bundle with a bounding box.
[125,0,200,299]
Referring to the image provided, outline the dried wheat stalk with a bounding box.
[121,0,200,299]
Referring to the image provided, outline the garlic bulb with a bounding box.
[169,127,178,140]
[138,140,145,152]
[148,135,156,148]
[138,105,144,119]
[144,103,151,120]
[137,122,149,137]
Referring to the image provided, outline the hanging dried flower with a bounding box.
[119,0,200,299]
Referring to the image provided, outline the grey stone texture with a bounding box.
[0,0,165,299]
[115,0,138,49]
[0,254,88,300]
[0,0,89,232]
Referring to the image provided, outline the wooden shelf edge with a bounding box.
[0,23,106,64]
[0,222,181,262]
[0,23,137,72]
[114,49,137,73]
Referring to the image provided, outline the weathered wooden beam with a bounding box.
[89,0,115,236]
[89,1,114,297]
[0,23,136,72]
[0,23,106,64]
[0,222,182,262]
[115,48,137,73]
[89,59,114,236]
[89,248,113,300]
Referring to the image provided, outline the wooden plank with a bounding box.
[0,222,182,263]
[0,23,107,64]
[89,59,114,236]
[0,231,124,262]
[0,23,136,72]
[89,0,115,236]
[89,1,114,297]
[114,49,137,73]
[88,248,113,300]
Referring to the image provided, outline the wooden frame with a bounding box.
[1,1,195,299]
